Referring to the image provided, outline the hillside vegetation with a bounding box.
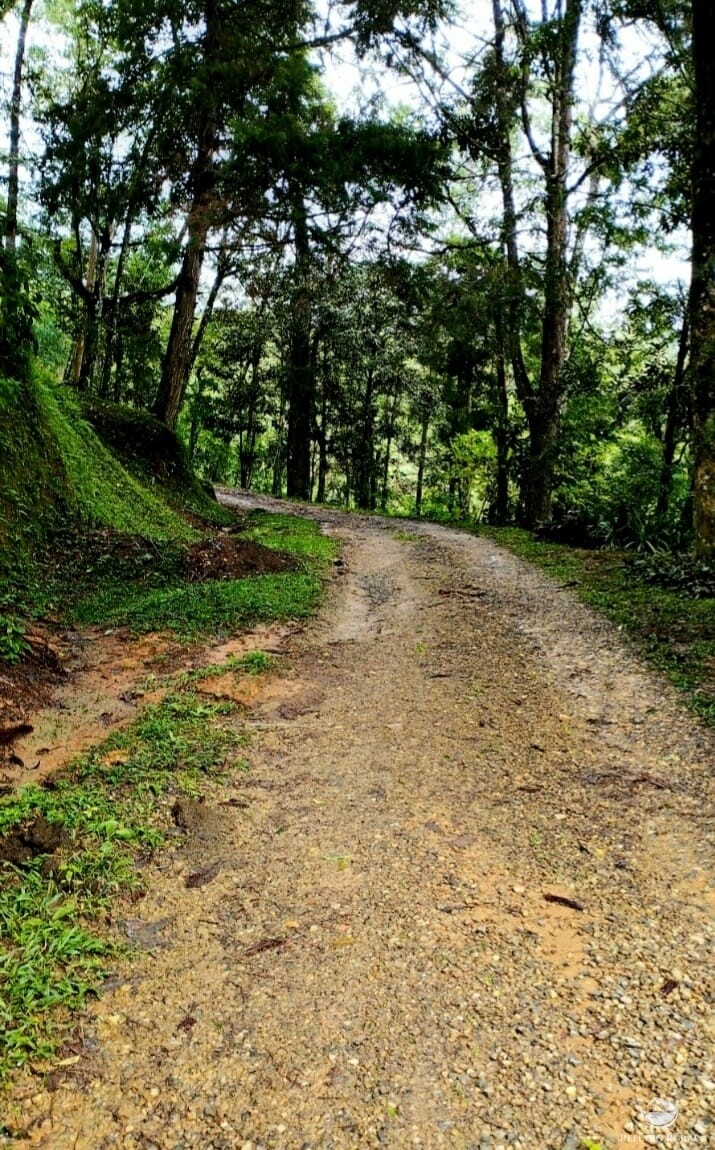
[0,374,200,599]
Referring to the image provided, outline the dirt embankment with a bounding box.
[4,499,715,1149]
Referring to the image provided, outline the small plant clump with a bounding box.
[0,614,29,665]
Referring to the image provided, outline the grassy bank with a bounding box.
[482,528,715,726]
[70,511,336,639]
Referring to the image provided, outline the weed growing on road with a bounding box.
[167,649,278,689]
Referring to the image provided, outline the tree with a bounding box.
[689,0,715,557]
[1,0,37,380]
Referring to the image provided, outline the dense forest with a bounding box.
[1,0,714,557]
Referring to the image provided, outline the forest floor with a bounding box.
[3,493,715,1150]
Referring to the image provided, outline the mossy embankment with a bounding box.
[0,372,336,682]
[0,375,202,617]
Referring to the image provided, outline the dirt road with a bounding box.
[8,499,715,1149]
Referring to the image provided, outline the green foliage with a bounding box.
[629,552,715,598]
[0,872,114,1071]
[448,429,497,518]
[237,649,276,674]
[0,249,38,381]
[0,615,30,665]
[0,690,246,1078]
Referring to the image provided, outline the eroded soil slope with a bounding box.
[6,502,715,1150]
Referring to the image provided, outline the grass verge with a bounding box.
[0,683,250,1083]
[482,528,715,726]
[71,511,336,640]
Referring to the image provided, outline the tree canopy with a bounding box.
[1,0,712,554]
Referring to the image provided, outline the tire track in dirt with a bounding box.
[6,501,714,1150]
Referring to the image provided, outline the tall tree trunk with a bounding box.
[380,384,400,511]
[415,409,430,517]
[69,229,98,389]
[5,0,33,255]
[491,0,532,409]
[190,245,230,376]
[523,0,582,525]
[354,368,375,510]
[656,312,689,521]
[153,0,219,428]
[316,378,328,504]
[99,216,133,399]
[153,198,213,427]
[690,0,715,558]
[77,230,112,392]
[492,329,510,525]
[285,194,314,500]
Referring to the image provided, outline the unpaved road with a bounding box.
[6,497,715,1149]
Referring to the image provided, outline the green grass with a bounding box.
[70,511,335,640]
[74,571,322,637]
[242,510,338,562]
[482,527,715,726]
[0,690,246,1079]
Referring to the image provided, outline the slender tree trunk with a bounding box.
[69,229,98,389]
[316,379,328,503]
[187,370,204,462]
[380,384,400,511]
[492,334,510,525]
[272,388,287,496]
[354,368,375,510]
[190,247,229,376]
[153,203,213,427]
[415,409,430,517]
[5,0,33,252]
[99,217,133,398]
[153,0,219,428]
[78,231,112,392]
[523,0,582,526]
[285,193,314,500]
[690,0,715,558]
[656,313,689,521]
[491,0,532,409]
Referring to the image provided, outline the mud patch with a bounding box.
[1,625,294,790]
[185,536,294,581]
[0,813,68,868]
